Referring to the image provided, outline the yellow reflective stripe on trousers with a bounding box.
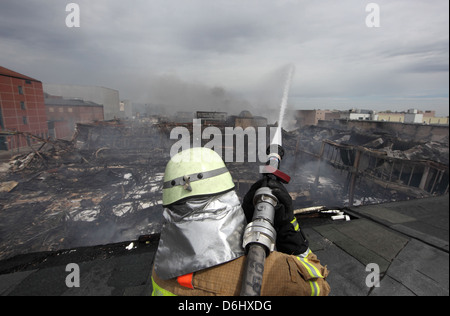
[151,276,176,296]
[296,256,324,278]
[309,280,320,296]
[290,217,300,231]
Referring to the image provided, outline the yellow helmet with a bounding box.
[162,147,235,206]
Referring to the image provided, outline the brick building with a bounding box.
[0,66,48,151]
[45,94,104,139]
[377,110,448,125]
[295,110,340,127]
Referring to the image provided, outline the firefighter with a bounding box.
[151,147,330,296]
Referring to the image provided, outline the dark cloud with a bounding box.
[0,0,448,116]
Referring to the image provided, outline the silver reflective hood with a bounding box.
[154,190,246,280]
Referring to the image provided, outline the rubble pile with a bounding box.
[0,163,165,259]
[285,125,448,164]
[282,125,448,206]
[0,120,448,260]
[0,123,169,260]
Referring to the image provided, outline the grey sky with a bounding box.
[1,0,448,117]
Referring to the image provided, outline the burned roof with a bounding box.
[0,120,448,296]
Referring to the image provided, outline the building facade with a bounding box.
[377,112,405,123]
[378,110,448,125]
[404,109,424,124]
[45,94,104,139]
[340,109,377,121]
[295,110,340,127]
[43,84,121,120]
[296,109,448,127]
[0,66,48,150]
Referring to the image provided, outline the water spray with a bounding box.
[240,64,294,296]
[271,63,295,148]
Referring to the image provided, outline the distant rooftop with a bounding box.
[0,66,40,82]
[44,94,103,107]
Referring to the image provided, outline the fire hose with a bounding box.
[240,145,291,296]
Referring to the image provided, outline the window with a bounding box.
[18,86,24,95]
[22,116,28,125]
[20,101,26,110]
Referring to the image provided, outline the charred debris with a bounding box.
[0,118,448,260]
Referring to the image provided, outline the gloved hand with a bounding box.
[242,178,293,230]
[242,177,309,255]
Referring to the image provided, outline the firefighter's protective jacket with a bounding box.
[154,148,330,296]
[151,249,330,296]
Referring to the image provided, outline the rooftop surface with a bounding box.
[0,194,448,296]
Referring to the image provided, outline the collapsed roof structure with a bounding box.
[0,117,448,296]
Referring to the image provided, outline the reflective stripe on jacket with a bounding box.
[151,250,330,296]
